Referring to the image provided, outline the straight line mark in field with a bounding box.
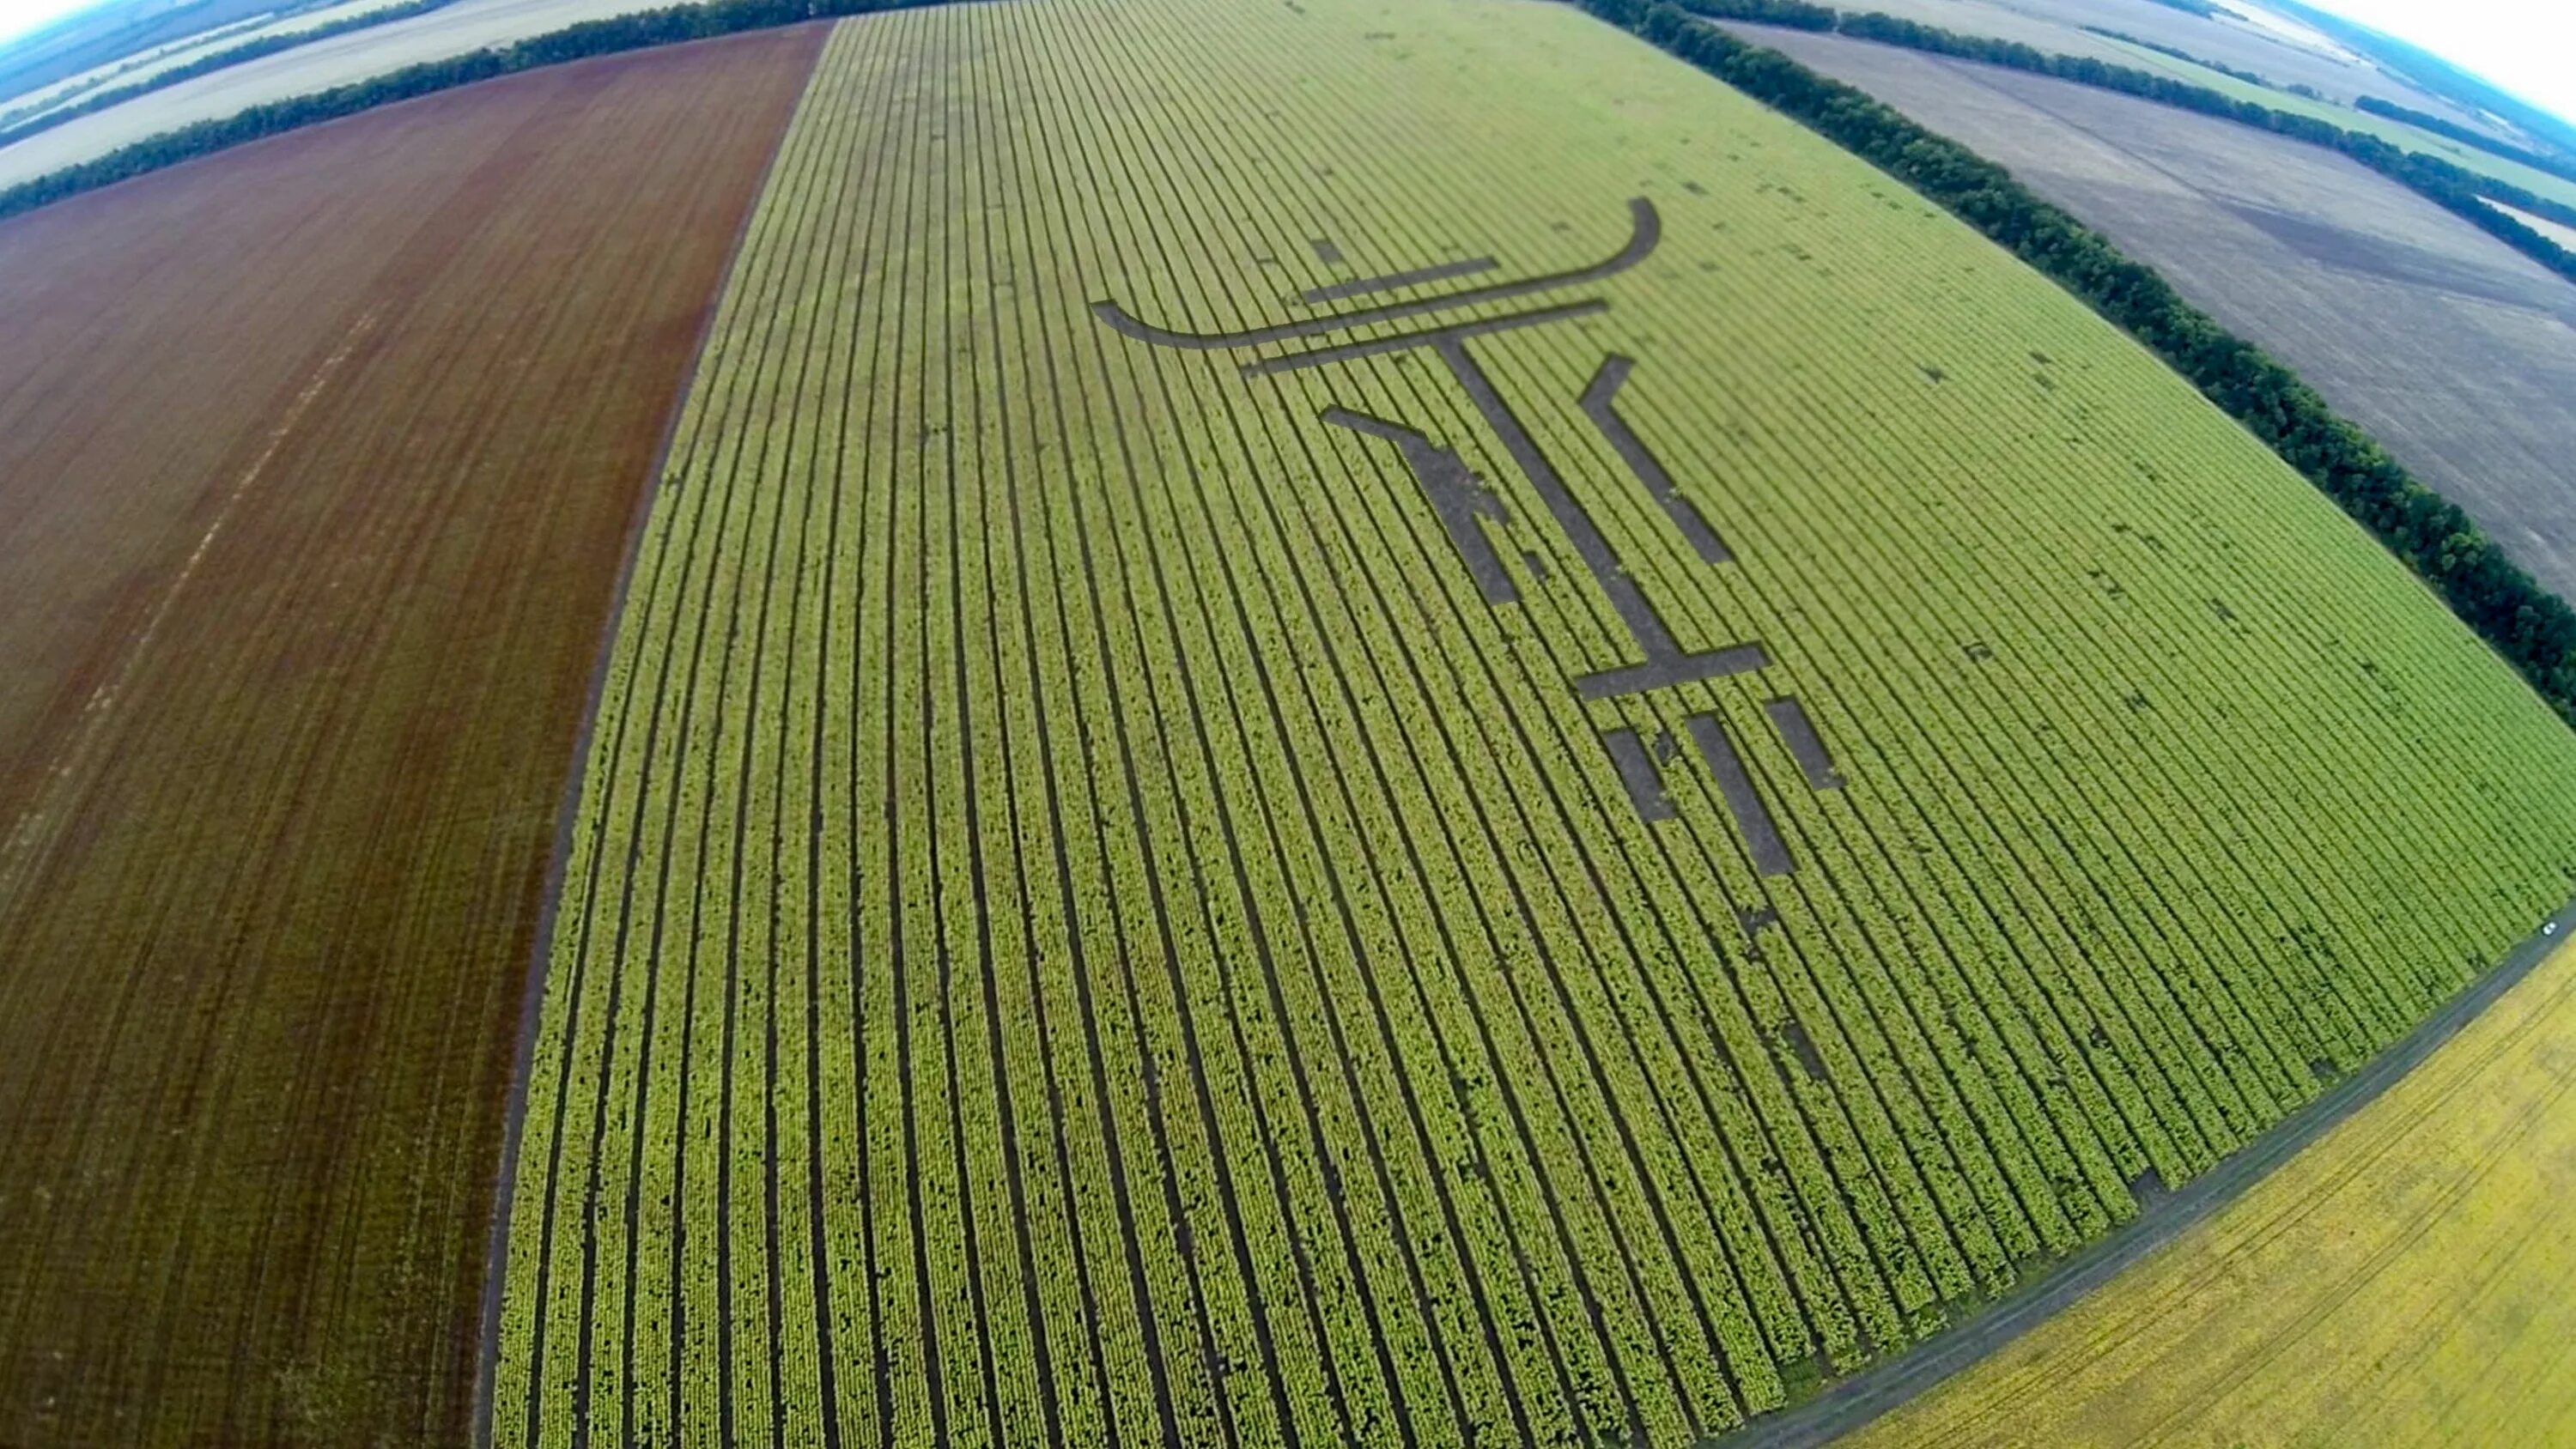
[1603,726,1677,821]
[1437,334,1692,668]
[1686,712,1794,876]
[1580,353,1731,565]
[1301,256,1498,304]
[1319,405,1518,605]
[1240,300,1607,376]
[0,306,380,908]
[1766,696,1844,791]
[1574,645,1772,701]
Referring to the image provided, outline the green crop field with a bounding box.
[487,0,2576,1444]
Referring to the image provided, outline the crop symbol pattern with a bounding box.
[485,3,2576,1446]
[1097,197,1841,872]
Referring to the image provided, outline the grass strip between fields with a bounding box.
[1716,894,2576,1447]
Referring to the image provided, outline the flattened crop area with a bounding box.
[0,26,821,1446]
[494,0,2576,1445]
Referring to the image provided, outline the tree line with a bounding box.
[1672,0,2576,299]
[0,0,939,225]
[2354,96,2576,189]
[0,0,465,152]
[1605,0,2576,722]
[3,0,2573,722]
[2075,27,2282,92]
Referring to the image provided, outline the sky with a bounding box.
[0,0,2567,124]
[2295,0,2576,124]
[0,0,143,51]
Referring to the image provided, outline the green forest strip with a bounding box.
[2354,94,2576,189]
[0,0,466,151]
[1600,0,2576,724]
[0,0,940,224]
[6,0,2572,730]
[1667,0,2576,286]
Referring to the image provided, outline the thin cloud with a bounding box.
[2274,0,2575,125]
[0,0,105,55]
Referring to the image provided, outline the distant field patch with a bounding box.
[0,0,677,188]
[2487,197,2576,254]
[2085,30,2576,212]
[490,0,2576,1443]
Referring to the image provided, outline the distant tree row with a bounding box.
[5,0,2573,722]
[1676,0,1834,30]
[0,0,464,151]
[1674,0,2576,291]
[2354,96,2576,189]
[0,0,936,225]
[1601,0,2576,721]
[2075,26,2266,88]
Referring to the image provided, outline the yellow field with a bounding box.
[1854,939,2576,1447]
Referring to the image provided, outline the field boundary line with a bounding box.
[465,27,830,1446]
[1722,893,2576,1448]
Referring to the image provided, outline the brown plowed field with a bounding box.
[0,25,821,1446]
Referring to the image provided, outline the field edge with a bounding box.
[1721,890,2576,1447]
[463,24,830,1447]
[461,6,2576,1446]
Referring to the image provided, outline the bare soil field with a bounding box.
[0,0,670,187]
[1738,24,2576,601]
[0,25,818,1446]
